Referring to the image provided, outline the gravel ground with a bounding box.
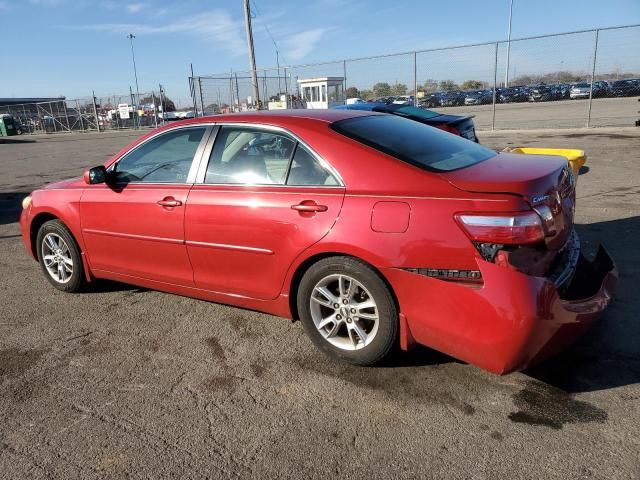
[0,127,639,479]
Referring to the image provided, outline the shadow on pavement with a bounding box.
[0,138,37,144]
[524,216,640,393]
[0,192,29,225]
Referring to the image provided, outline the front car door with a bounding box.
[185,124,345,300]
[80,125,211,286]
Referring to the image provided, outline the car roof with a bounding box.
[162,109,381,126]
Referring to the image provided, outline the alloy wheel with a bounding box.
[309,274,379,351]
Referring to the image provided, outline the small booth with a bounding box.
[297,77,345,109]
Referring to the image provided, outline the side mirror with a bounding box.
[83,166,108,185]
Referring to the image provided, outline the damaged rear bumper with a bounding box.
[384,234,617,374]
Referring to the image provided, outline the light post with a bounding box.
[504,0,514,88]
[127,33,141,128]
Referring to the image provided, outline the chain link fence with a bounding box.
[192,23,640,130]
[0,87,173,135]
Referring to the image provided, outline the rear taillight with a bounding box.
[455,211,544,245]
[435,124,460,136]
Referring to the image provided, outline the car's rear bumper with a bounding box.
[383,238,617,374]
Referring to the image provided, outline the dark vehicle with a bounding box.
[498,87,525,103]
[335,102,478,142]
[419,93,442,108]
[440,91,465,106]
[464,90,493,105]
[610,79,640,97]
[528,86,552,102]
[593,81,609,98]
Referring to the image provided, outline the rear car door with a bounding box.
[185,124,345,300]
[80,125,211,285]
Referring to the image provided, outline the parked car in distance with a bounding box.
[528,85,552,102]
[419,93,443,108]
[335,102,478,141]
[570,83,591,99]
[346,97,366,105]
[439,91,465,106]
[392,95,414,105]
[20,110,617,374]
[497,87,527,103]
[464,90,493,105]
[609,79,640,97]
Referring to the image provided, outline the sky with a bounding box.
[1,0,639,106]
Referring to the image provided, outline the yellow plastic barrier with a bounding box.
[502,147,586,179]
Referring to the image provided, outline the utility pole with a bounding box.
[243,0,260,109]
[504,0,514,88]
[127,33,141,127]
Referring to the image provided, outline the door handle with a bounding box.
[157,197,182,207]
[291,201,328,213]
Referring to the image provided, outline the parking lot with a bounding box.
[1,127,639,479]
[438,96,640,130]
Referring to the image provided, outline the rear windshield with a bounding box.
[331,114,494,172]
[373,104,440,120]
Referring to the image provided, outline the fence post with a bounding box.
[152,91,158,128]
[284,67,289,99]
[198,78,205,114]
[159,84,165,125]
[92,91,100,132]
[587,29,599,128]
[413,52,418,107]
[492,41,499,131]
[343,60,348,104]
[77,100,84,133]
[190,64,198,117]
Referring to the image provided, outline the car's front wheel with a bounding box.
[36,219,85,293]
[297,257,398,366]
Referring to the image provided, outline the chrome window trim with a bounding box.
[194,122,345,188]
[107,123,216,186]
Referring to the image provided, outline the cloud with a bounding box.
[126,2,144,13]
[66,10,246,56]
[282,29,324,61]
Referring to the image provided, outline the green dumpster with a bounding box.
[0,114,18,137]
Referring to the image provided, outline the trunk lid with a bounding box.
[444,152,575,250]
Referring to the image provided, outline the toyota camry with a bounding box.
[19,110,616,374]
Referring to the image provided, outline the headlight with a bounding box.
[22,195,32,209]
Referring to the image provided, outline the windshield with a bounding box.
[331,114,494,172]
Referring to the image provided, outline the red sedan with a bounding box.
[19,110,616,374]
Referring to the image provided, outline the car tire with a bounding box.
[36,219,85,293]
[297,256,398,366]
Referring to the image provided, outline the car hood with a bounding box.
[42,177,84,190]
[443,152,567,199]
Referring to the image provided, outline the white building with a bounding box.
[297,77,345,109]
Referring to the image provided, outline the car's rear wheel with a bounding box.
[36,220,85,293]
[297,257,397,365]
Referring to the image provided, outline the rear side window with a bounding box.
[331,115,494,172]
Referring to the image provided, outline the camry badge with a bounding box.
[531,194,550,205]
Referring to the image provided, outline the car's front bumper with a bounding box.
[384,235,617,374]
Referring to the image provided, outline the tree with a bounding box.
[345,86,360,98]
[359,89,374,100]
[421,79,439,93]
[460,80,486,90]
[390,82,408,96]
[438,80,459,91]
[372,82,392,97]
[161,96,176,112]
[204,103,220,113]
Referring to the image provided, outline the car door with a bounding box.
[184,124,345,300]
[80,125,211,285]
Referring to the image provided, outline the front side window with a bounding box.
[113,127,206,183]
[205,127,295,185]
[331,114,494,172]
